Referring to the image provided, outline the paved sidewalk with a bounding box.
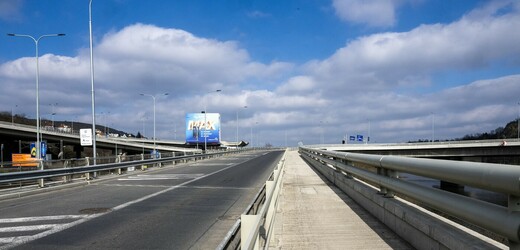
[269,150,412,249]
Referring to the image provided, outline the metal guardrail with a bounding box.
[299,146,520,245]
[217,150,287,250]
[217,182,267,250]
[0,150,243,186]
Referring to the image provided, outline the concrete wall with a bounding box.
[302,154,507,250]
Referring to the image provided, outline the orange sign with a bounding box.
[12,154,38,167]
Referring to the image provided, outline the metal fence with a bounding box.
[299,146,520,246]
[0,149,243,189]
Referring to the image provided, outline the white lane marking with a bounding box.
[182,186,254,190]
[97,184,173,188]
[0,237,31,244]
[134,174,205,178]
[0,224,58,233]
[0,215,90,249]
[0,214,101,249]
[117,173,205,181]
[1,160,245,249]
[0,215,87,224]
[118,177,183,181]
[111,162,241,211]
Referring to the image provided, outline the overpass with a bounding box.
[314,139,520,164]
[0,121,247,162]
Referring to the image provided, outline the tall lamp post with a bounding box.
[49,103,58,128]
[204,90,221,151]
[89,0,98,164]
[236,105,247,147]
[11,105,18,125]
[7,33,65,174]
[140,93,168,155]
[517,102,519,140]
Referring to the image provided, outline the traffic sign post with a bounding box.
[80,129,93,146]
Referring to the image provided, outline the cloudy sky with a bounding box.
[0,0,519,146]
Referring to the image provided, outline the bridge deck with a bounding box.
[269,150,412,249]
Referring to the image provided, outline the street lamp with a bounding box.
[11,105,18,125]
[140,93,168,155]
[204,89,221,151]
[236,105,247,147]
[7,33,65,173]
[49,103,58,128]
[89,0,97,164]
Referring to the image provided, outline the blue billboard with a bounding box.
[185,113,221,145]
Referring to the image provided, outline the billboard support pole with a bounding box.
[204,90,221,152]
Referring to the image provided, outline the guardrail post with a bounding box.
[384,170,398,198]
[509,195,520,212]
[265,178,279,234]
[117,155,122,175]
[241,214,260,250]
[38,161,45,188]
[85,157,91,180]
[377,168,388,195]
[140,154,146,171]
[342,159,354,178]
[63,160,70,183]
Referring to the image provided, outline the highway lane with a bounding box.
[0,150,285,249]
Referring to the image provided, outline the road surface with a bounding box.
[0,150,284,249]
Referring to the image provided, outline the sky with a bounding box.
[0,0,519,146]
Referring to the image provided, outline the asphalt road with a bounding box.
[0,150,285,249]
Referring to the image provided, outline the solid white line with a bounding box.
[182,186,254,190]
[135,174,205,177]
[97,184,173,188]
[118,177,183,181]
[0,224,58,233]
[0,237,31,244]
[117,173,205,181]
[0,215,87,224]
[111,162,242,211]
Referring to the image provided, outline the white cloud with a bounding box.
[1,2,520,146]
[275,76,317,94]
[332,0,398,27]
[308,2,520,95]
